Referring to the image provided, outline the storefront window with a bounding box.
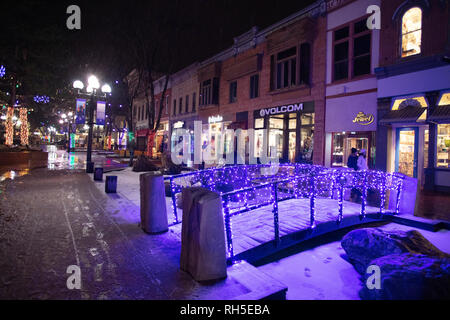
[254,129,265,158]
[300,113,314,161]
[255,118,264,129]
[332,133,345,166]
[424,129,429,168]
[391,96,427,110]
[269,117,284,129]
[437,124,450,168]
[438,93,450,106]
[269,129,283,159]
[332,132,370,168]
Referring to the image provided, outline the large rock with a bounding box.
[132,155,159,172]
[341,228,449,274]
[360,253,450,300]
[161,151,183,175]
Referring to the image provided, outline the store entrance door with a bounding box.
[345,137,368,167]
[396,128,419,178]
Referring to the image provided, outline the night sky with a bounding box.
[1,0,316,86]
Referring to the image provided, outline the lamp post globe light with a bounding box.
[73,75,111,173]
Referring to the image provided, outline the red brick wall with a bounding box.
[202,15,327,165]
[379,0,449,67]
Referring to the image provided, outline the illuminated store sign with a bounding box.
[352,112,374,126]
[173,121,185,129]
[259,103,303,117]
[208,115,223,124]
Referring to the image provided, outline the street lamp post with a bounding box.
[73,76,111,173]
[67,112,74,153]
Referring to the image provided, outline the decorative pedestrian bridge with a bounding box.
[165,164,405,263]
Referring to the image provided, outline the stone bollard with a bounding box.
[140,172,168,234]
[94,167,103,181]
[105,176,117,193]
[180,187,227,282]
[388,174,418,215]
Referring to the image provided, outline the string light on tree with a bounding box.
[5,107,14,146]
[0,65,5,78]
[33,95,50,104]
[19,108,29,145]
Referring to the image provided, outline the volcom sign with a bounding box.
[259,103,303,117]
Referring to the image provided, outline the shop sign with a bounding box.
[259,103,303,117]
[173,121,184,129]
[208,115,223,124]
[353,112,374,126]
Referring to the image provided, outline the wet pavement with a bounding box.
[0,149,285,300]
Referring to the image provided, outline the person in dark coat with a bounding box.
[128,138,136,167]
[347,148,358,171]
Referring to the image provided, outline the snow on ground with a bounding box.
[258,223,450,300]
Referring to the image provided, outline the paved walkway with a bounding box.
[0,168,286,299]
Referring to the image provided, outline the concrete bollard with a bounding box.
[180,187,227,282]
[94,167,103,181]
[140,172,168,234]
[105,176,117,193]
[388,174,418,215]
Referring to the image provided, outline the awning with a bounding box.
[428,105,450,123]
[379,106,426,124]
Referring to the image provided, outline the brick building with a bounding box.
[196,1,328,165]
[374,0,450,191]
[324,0,381,169]
[132,72,172,155]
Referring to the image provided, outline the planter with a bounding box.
[0,151,48,169]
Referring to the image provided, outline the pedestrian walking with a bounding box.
[357,149,368,171]
[128,138,136,167]
[347,148,358,171]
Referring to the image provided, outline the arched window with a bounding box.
[401,7,422,57]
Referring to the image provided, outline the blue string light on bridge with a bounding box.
[164,164,406,261]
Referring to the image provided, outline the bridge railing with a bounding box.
[164,164,405,260]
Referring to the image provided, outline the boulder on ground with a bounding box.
[161,151,183,175]
[341,228,449,274]
[132,155,159,172]
[360,253,450,300]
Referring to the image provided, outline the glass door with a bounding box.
[269,116,284,159]
[345,137,368,167]
[396,128,419,178]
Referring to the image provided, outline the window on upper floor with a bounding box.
[275,47,297,89]
[250,74,259,99]
[185,95,189,113]
[199,78,219,106]
[401,7,422,58]
[270,43,311,90]
[333,18,372,81]
[173,99,176,116]
[179,97,183,114]
[165,96,169,114]
[192,92,196,112]
[229,81,237,103]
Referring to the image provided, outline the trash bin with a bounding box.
[140,172,168,234]
[86,161,95,173]
[105,176,117,193]
[94,167,103,181]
